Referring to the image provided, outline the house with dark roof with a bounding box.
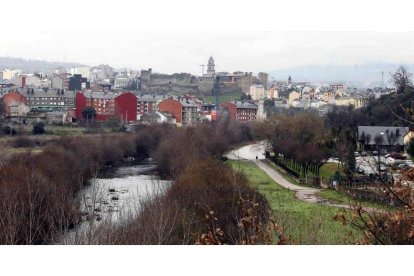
[357,126,409,152]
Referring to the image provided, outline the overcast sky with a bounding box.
[1,1,414,75]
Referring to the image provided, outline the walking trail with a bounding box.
[227,141,350,208]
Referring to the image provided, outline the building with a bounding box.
[69,74,90,91]
[1,91,28,117]
[136,94,166,119]
[75,91,137,122]
[19,88,76,112]
[267,86,278,99]
[257,72,269,88]
[220,101,258,122]
[70,66,91,80]
[140,57,254,95]
[335,96,366,109]
[14,75,41,87]
[0,80,14,88]
[330,84,344,91]
[0,69,21,80]
[8,102,30,119]
[249,84,266,100]
[158,97,198,126]
[51,74,70,90]
[288,91,301,106]
[114,77,129,89]
[403,128,414,146]
[357,126,409,152]
[206,56,215,77]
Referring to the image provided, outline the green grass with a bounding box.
[317,189,396,211]
[319,162,345,178]
[47,126,87,136]
[203,92,243,104]
[226,160,362,244]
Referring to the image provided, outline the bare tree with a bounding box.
[391,66,413,94]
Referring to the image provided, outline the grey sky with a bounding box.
[1,31,414,75]
[2,0,414,76]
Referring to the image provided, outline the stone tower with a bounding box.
[207,56,215,76]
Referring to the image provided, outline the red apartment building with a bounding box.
[158,97,198,126]
[220,101,258,122]
[75,91,137,122]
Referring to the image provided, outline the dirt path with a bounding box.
[227,142,349,208]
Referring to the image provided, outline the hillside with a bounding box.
[0,56,84,73]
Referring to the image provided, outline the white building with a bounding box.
[249,84,266,100]
[0,69,21,80]
[70,66,91,80]
[114,77,129,89]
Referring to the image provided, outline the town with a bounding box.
[0,56,391,129]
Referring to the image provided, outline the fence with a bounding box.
[266,153,321,187]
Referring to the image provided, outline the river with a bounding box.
[60,160,171,244]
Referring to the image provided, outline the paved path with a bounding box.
[227,142,349,208]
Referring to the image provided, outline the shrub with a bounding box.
[11,136,35,148]
[2,126,17,136]
[32,122,45,135]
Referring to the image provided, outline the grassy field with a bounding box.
[203,92,244,104]
[319,162,345,178]
[226,160,362,244]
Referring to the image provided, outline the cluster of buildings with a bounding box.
[0,57,270,126]
[3,56,393,126]
[0,87,261,126]
[247,76,393,115]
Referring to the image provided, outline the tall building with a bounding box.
[206,56,215,77]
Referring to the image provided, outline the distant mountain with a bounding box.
[269,63,414,87]
[0,57,85,74]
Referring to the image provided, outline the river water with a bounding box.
[60,160,171,244]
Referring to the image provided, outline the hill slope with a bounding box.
[0,56,85,73]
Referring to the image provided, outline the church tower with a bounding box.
[207,56,215,76]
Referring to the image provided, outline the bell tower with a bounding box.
[207,56,215,76]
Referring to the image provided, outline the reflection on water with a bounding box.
[61,162,171,244]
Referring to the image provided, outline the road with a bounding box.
[227,142,349,208]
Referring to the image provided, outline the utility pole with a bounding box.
[381,71,384,90]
